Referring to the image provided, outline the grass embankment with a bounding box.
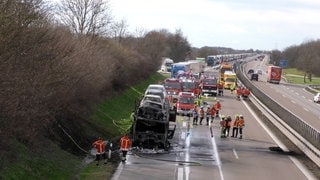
[282,68,320,85]
[1,140,82,180]
[79,72,167,180]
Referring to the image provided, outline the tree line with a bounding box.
[270,40,320,82]
[0,0,192,165]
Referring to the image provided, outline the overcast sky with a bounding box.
[109,0,320,51]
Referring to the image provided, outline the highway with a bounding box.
[111,61,317,179]
[244,57,320,130]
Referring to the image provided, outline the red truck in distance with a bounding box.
[200,77,219,96]
[181,79,201,97]
[267,65,282,84]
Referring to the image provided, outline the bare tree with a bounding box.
[110,19,129,44]
[56,0,112,37]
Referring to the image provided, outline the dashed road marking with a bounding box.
[233,148,239,159]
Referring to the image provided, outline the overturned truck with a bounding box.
[131,100,176,150]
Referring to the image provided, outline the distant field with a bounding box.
[282,68,320,85]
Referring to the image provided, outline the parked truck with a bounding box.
[163,78,182,103]
[219,63,233,82]
[160,58,174,72]
[131,100,176,150]
[200,77,219,96]
[171,62,192,78]
[267,65,282,84]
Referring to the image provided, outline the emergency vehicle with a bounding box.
[176,92,195,116]
[223,71,237,89]
[201,77,219,96]
[163,78,182,102]
[181,79,201,97]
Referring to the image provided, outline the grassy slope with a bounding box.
[1,140,81,180]
[79,72,167,179]
[283,68,320,84]
[0,73,167,180]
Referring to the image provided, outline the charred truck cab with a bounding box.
[132,99,176,150]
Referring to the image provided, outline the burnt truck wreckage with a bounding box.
[131,98,177,150]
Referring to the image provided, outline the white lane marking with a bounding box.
[291,100,296,104]
[232,148,239,159]
[242,99,317,180]
[242,100,288,151]
[181,132,186,140]
[289,156,317,180]
[211,134,224,180]
[282,94,286,98]
[302,96,305,99]
[111,162,124,180]
[178,167,183,180]
[303,108,309,112]
[182,121,186,127]
[295,92,299,96]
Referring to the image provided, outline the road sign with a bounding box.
[279,59,288,68]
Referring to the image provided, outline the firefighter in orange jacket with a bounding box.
[242,88,251,98]
[120,134,131,161]
[220,115,226,138]
[214,100,221,116]
[231,115,240,138]
[206,106,211,125]
[225,115,232,137]
[92,137,107,165]
[238,115,245,139]
[210,106,216,120]
[236,86,242,100]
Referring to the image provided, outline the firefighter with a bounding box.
[238,115,245,139]
[220,115,226,138]
[242,87,251,99]
[236,86,242,100]
[92,137,107,165]
[214,100,221,117]
[231,114,240,138]
[225,115,232,137]
[206,105,211,125]
[199,106,205,125]
[210,105,216,120]
[192,105,199,125]
[120,134,131,162]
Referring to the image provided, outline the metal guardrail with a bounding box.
[308,85,320,93]
[235,62,320,153]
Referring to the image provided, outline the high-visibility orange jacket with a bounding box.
[199,108,205,117]
[238,118,245,128]
[233,118,240,127]
[206,108,211,115]
[92,139,105,154]
[236,87,242,96]
[220,119,226,127]
[243,88,250,96]
[227,120,232,127]
[214,102,221,110]
[120,136,131,151]
[210,107,216,116]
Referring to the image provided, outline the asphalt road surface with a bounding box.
[244,57,320,130]
[112,90,315,179]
